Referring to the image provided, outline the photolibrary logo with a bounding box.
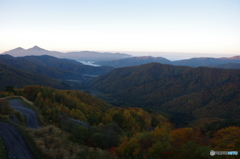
[210,150,238,156]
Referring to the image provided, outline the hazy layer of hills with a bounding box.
[94,56,171,67]
[0,54,114,79]
[94,56,240,68]
[2,46,132,61]
[3,46,240,68]
[173,56,240,67]
[93,63,240,122]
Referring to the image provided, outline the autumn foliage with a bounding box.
[3,85,240,159]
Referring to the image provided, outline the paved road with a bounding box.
[0,122,36,159]
[68,118,90,128]
[8,99,39,129]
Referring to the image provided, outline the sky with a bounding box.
[0,0,240,60]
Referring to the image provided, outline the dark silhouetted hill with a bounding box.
[0,63,68,91]
[207,63,240,69]
[0,55,114,79]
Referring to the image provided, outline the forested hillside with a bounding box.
[0,55,114,79]
[0,63,68,91]
[93,63,240,125]
[208,63,240,69]
[19,55,114,75]
[1,85,240,159]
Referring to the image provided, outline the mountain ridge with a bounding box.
[94,56,171,67]
[3,46,240,67]
[0,63,68,91]
[2,46,132,61]
[94,55,240,68]
[0,54,114,79]
[93,63,240,121]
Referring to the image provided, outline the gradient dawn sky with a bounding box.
[0,0,240,60]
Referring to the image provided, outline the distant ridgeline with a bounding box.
[2,46,132,61]
[94,55,240,68]
[0,62,68,91]
[0,54,114,91]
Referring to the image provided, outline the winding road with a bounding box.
[0,122,36,159]
[0,98,40,159]
[1,98,90,159]
[8,99,39,129]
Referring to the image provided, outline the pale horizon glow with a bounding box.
[0,0,240,60]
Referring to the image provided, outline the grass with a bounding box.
[29,125,120,159]
[0,137,7,159]
[0,114,9,119]
[13,110,27,127]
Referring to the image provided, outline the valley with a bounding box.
[0,50,240,158]
[77,61,101,67]
[1,0,240,157]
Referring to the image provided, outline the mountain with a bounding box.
[208,63,240,69]
[18,55,114,76]
[172,57,240,67]
[94,56,171,67]
[0,55,114,79]
[4,46,240,67]
[93,63,240,122]
[224,55,240,60]
[0,54,83,79]
[2,46,132,61]
[93,55,240,68]
[3,46,62,57]
[0,63,68,91]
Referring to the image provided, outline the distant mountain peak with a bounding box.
[13,47,25,51]
[28,45,45,51]
[228,56,240,60]
[3,46,132,60]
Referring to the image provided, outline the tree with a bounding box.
[171,128,200,147]
[0,99,14,115]
[213,126,240,151]
[91,133,104,148]
[170,141,211,159]
[87,113,99,125]
[148,123,172,158]
[116,138,139,157]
